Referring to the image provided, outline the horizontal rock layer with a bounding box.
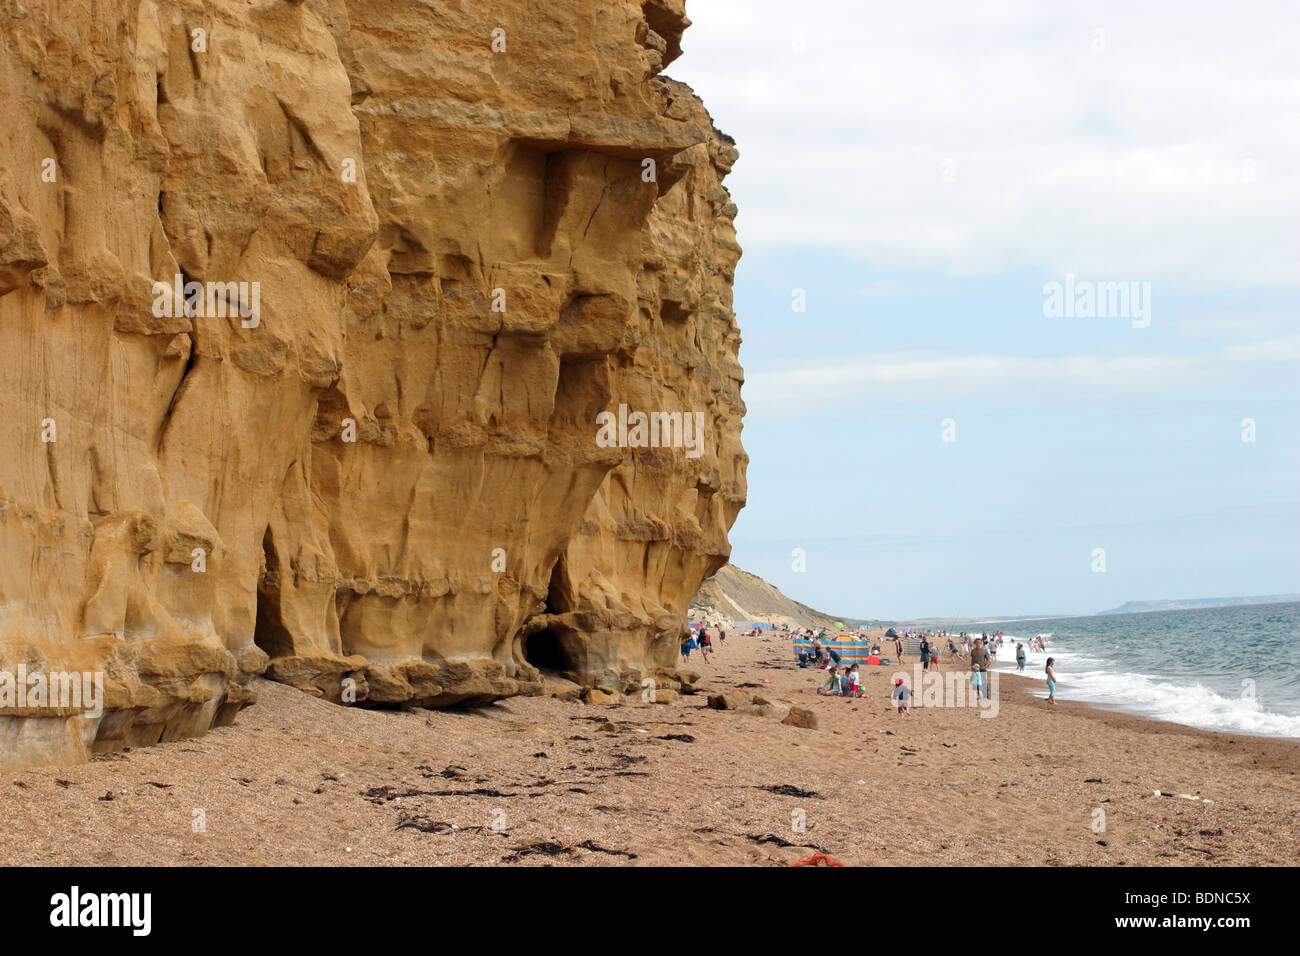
[0,0,745,769]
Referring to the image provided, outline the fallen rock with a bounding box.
[584,688,620,707]
[707,691,752,711]
[543,677,585,703]
[781,707,818,730]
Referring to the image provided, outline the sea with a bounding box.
[979,601,1300,739]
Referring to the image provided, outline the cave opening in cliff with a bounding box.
[524,565,583,675]
[253,524,295,660]
[524,628,568,672]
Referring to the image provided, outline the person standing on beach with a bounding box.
[1015,643,1027,673]
[969,638,989,702]
[893,635,904,661]
[719,628,726,644]
[1045,658,1057,704]
[892,677,912,715]
[920,637,931,671]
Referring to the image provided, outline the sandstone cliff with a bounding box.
[691,564,838,631]
[0,0,745,768]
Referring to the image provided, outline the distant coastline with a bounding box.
[891,595,1299,628]
[1094,595,1300,616]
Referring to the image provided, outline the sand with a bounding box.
[2,632,1297,866]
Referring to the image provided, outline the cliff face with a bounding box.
[0,0,745,768]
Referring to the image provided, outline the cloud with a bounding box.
[671,0,1300,290]
[742,335,1300,418]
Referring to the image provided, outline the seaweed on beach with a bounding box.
[755,784,822,799]
[573,840,637,859]
[394,812,484,834]
[362,784,516,805]
[501,841,567,861]
[415,764,469,779]
[750,833,820,850]
[501,839,637,863]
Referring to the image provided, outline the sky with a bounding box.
[667,0,1300,620]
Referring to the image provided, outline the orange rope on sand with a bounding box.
[790,851,844,867]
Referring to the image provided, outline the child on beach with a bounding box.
[892,677,911,715]
[1016,643,1026,673]
[1045,657,1057,704]
[819,668,843,696]
[845,665,861,697]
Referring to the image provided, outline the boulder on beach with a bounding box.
[782,707,818,730]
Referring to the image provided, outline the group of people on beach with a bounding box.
[680,626,726,663]
[886,629,1022,665]
[795,630,884,669]
[817,663,865,698]
[798,625,1059,710]
[685,619,1059,708]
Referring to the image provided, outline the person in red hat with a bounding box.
[892,676,912,715]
